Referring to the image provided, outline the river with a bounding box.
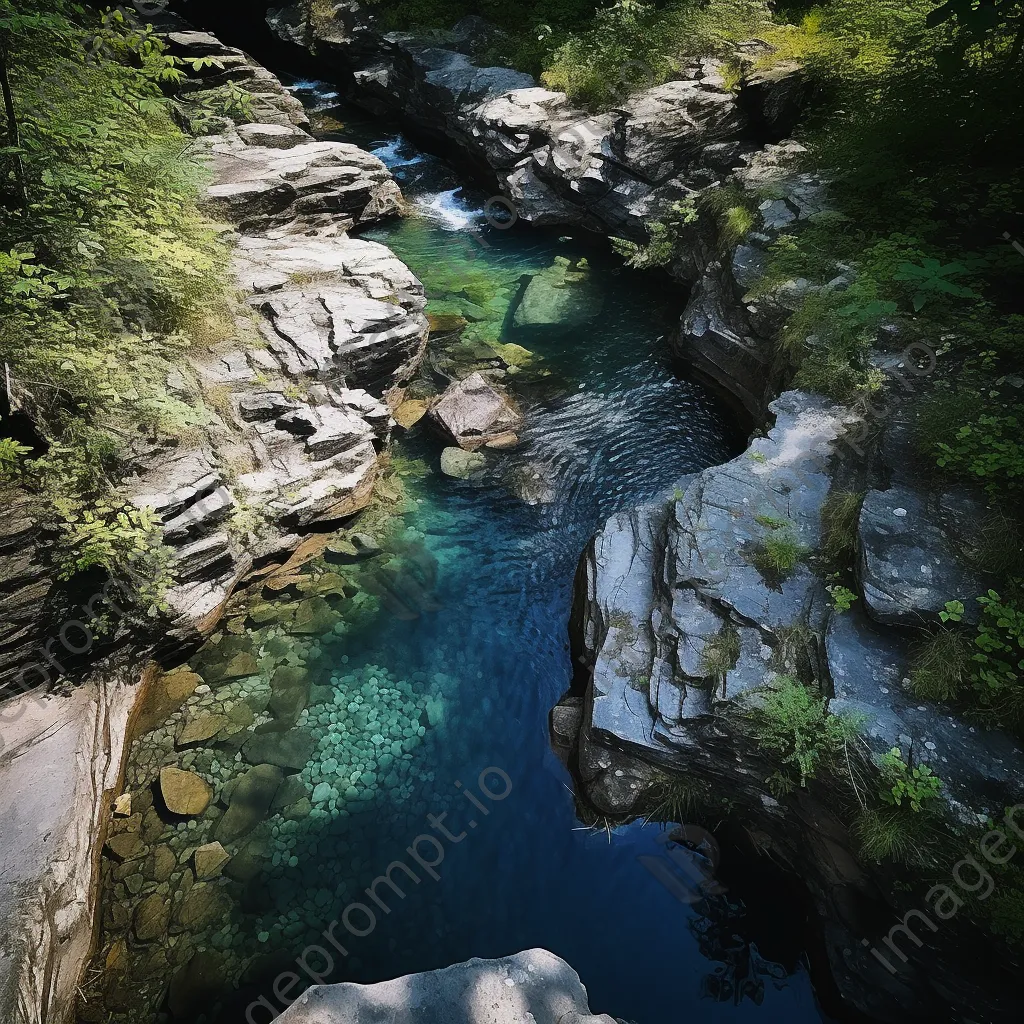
[89,55,828,1024]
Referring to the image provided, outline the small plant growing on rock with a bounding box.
[55,500,173,616]
[820,490,864,567]
[646,769,711,824]
[940,599,965,623]
[700,625,741,690]
[910,627,973,701]
[0,437,33,480]
[750,531,806,582]
[972,587,1024,725]
[754,511,790,530]
[827,582,858,612]
[855,806,939,866]
[854,749,945,865]
[752,676,859,789]
[877,748,943,812]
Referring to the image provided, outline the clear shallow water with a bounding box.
[206,85,824,1023]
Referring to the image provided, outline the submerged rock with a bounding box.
[133,894,170,944]
[193,842,231,880]
[216,764,285,843]
[513,257,602,328]
[159,767,213,817]
[439,447,487,479]
[242,730,316,771]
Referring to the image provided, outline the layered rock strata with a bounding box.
[267,6,801,241]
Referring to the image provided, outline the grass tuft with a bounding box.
[909,628,974,702]
[855,806,939,866]
[821,490,864,567]
[750,531,806,582]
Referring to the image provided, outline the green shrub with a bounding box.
[935,408,1024,496]
[792,346,881,403]
[752,675,858,788]
[1,1,233,492]
[541,0,771,107]
[0,436,33,480]
[971,587,1024,724]
[610,198,698,270]
[55,500,173,615]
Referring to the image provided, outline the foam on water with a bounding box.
[372,137,428,168]
[415,188,483,230]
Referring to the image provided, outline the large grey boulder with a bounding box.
[276,949,616,1024]
[428,372,523,450]
[612,78,746,183]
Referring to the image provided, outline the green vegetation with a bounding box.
[700,624,741,683]
[826,582,857,612]
[909,585,1024,730]
[973,587,1024,725]
[751,675,858,790]
[853,748,944,864]
[754,511,790,530]
[909,627,974,701]
[935,409,1024,496]
[749,529,805,581]
[542,1,770,106]
[820,489,862,566]
[854,806,939,866]
[646,769,713,823]
[0,435,31,479]
[0,2,244,605]
[876,747,943,812]
[610,198,698,269]
[55,500,172,615]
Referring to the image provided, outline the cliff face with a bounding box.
[265,6,810,423]
[267,6,801,239]
[562,389,1023,1022]
[0,23,429,1024]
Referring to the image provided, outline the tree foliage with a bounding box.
[0,1,229,499]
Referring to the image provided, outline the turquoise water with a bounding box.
[199,85,826,1023]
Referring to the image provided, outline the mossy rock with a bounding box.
[427,310,469,334]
